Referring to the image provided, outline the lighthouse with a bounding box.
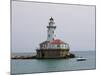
[36,17,72,59]
[47,17,56,41]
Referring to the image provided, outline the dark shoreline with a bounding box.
[11,53,75,59]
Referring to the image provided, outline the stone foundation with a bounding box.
[36,49,69,58]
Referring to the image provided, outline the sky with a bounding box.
[12,1,95,52]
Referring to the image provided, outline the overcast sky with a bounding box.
[12,1,95,52]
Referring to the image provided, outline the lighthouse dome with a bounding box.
[50,39,65,44]
[48,39,69,49]
[50,17,53,20]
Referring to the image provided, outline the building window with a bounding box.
[57,45,60,48]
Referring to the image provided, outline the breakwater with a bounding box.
[11,53,75,59]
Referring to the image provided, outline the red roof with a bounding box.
[50,39,65,44]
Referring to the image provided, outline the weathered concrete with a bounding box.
[36,49,71,58]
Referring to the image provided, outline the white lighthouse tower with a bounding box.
[47,17,56,41]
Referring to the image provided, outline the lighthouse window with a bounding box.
[52,31,54,34]
[48,34,50,37]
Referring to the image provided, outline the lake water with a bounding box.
[11,51,96,74]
